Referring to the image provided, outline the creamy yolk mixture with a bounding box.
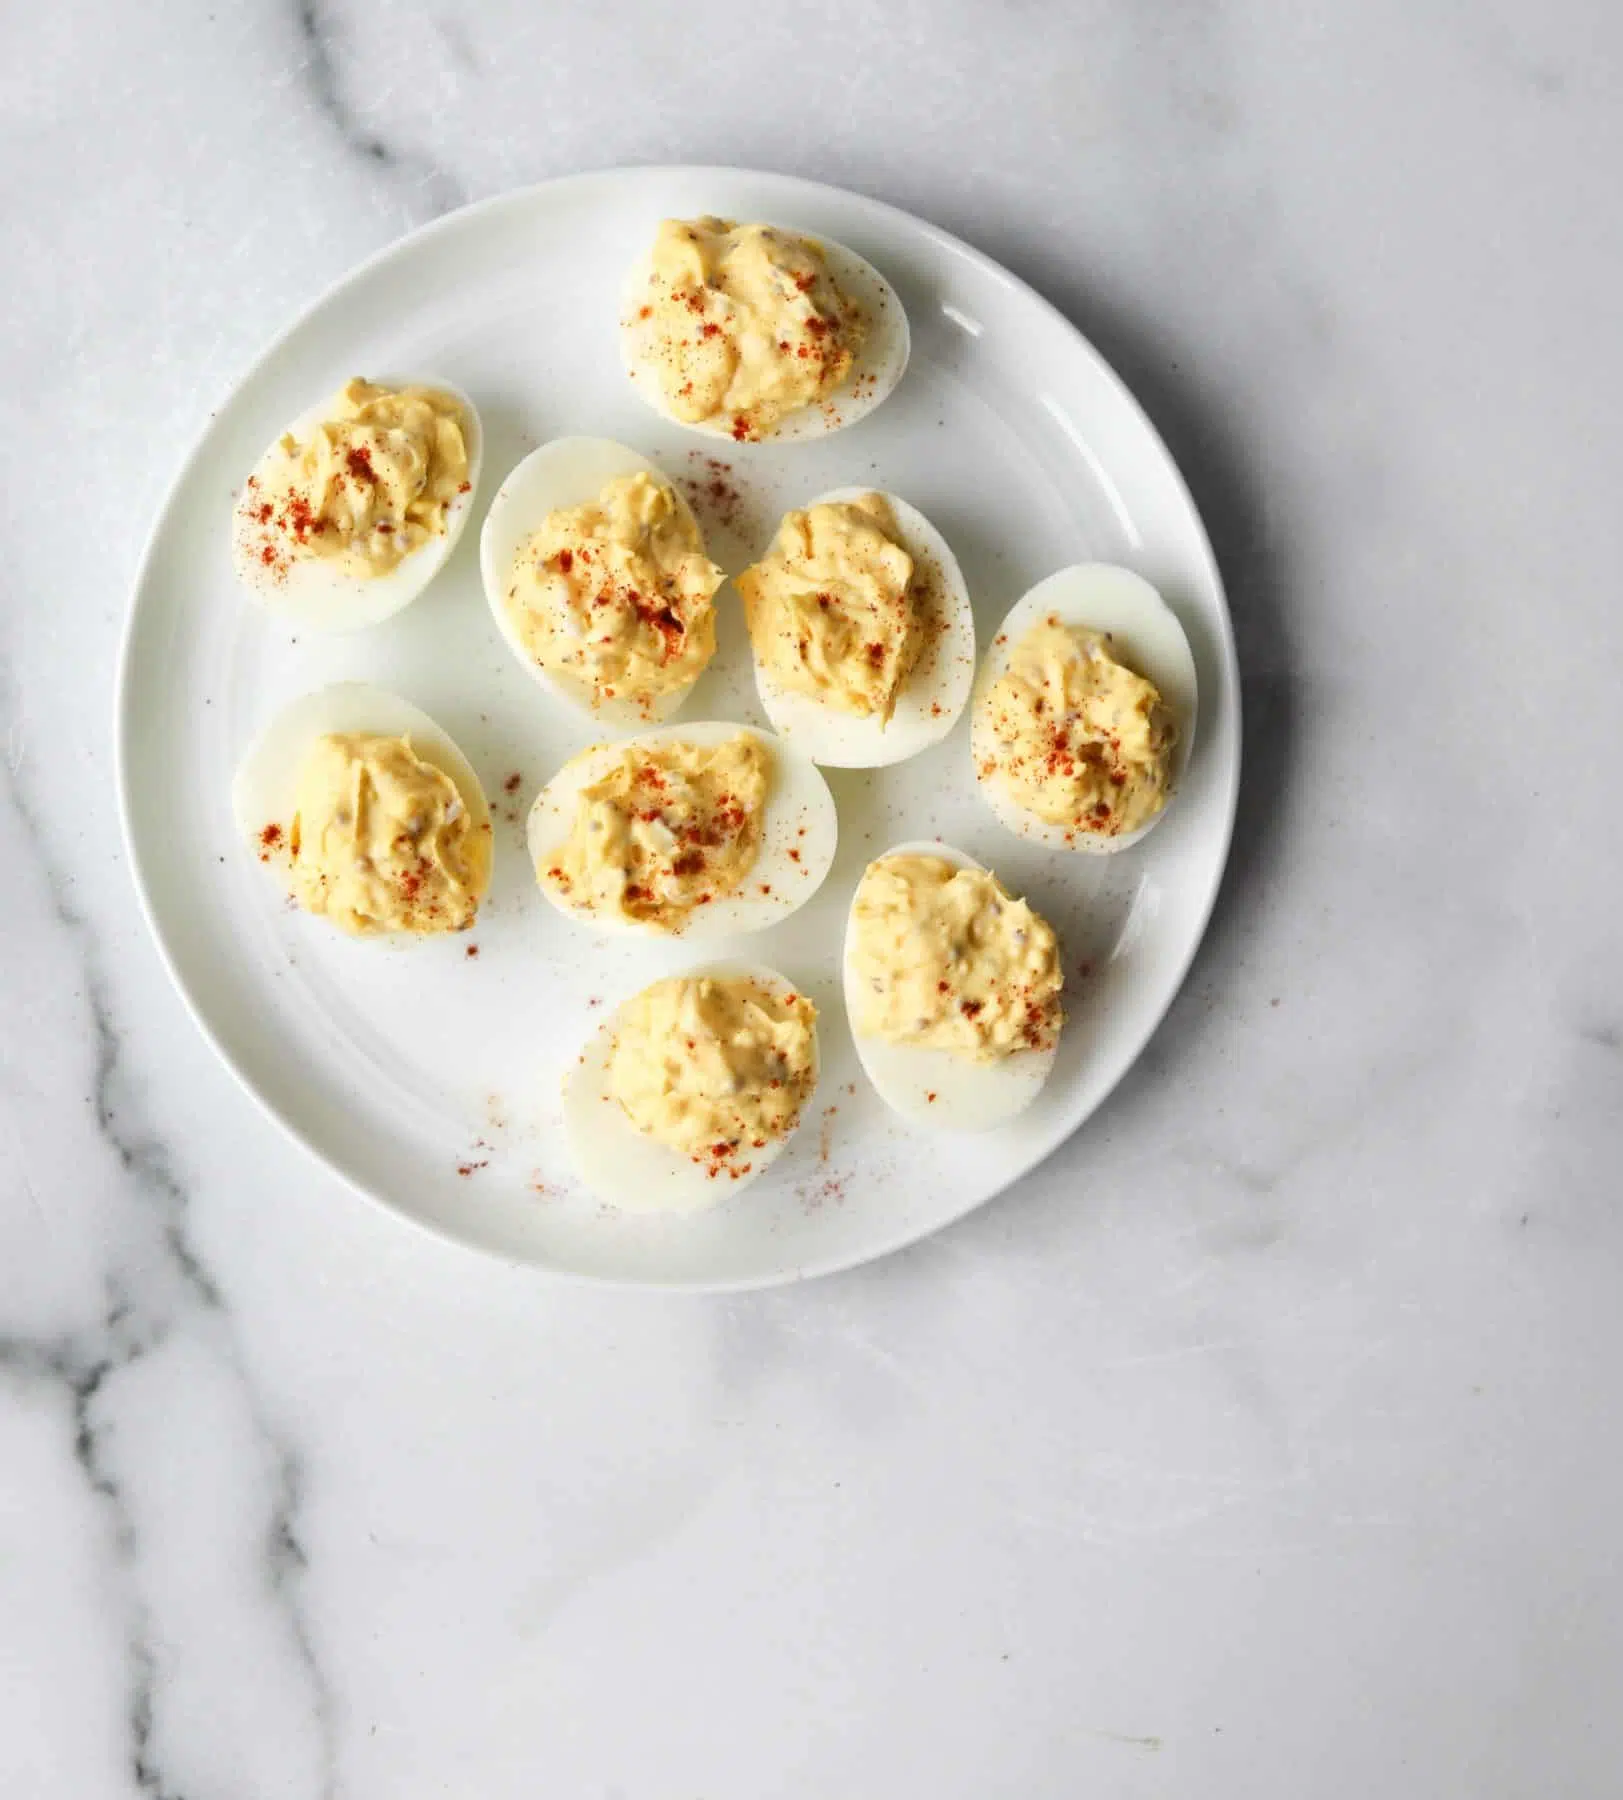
[540,733,771,931]
[287,733,489,935]
[847,854,1063,1060]
[976,616,1177,838]
[242,378,470,580]
[505,471,722,712]
[737,494,919,721]
[606,976,818,1164]
[628,218,863,438]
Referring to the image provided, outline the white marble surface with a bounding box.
[3,2,1621,1793]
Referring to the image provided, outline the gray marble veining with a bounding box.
[1,717,335,1798]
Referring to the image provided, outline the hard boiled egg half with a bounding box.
[971,564,1198,853]
[843,839,1060,1132]
[479,436,713,728]
[231,378,481,632]
[526,721,837,939]
[564,963,819,1214]
[232,681,491,923]
[619,225,909,442]
[746,488,976,768]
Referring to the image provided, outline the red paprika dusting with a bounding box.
[679,454,747,533]
[503,772,522,795]
[285,494,323,542]
[344,445,375,484]
[629,591,685,660]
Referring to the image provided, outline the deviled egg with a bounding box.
[843,840,1063,1131]
[972,564,1197,852]
[232,377,481,631]
[736,488,975,768]
[564,964,819,1213]
[619,217,908,442]
[480,436,723,727]
[233,682,492,938]
[528,722,837,938]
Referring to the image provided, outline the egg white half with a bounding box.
[231,682,492,916]
[479,436,715,728]
[526,721,837,940]
[619,232,910,443]
[231,378,482,632]
[748,487,976,770]
[971,564,1199,854]
[563,962,819,1214]
[843,838,1060,1132]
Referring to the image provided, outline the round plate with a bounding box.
[117,167,1238,1290]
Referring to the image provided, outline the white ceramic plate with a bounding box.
[117,167,1239,1290]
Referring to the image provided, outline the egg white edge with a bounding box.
[231,376,484,633]
[843,836,1060,1132]
[478,435,716,729]
[524,720,838,940]
[563,959,821,1214]
[617,232,910,443]
[970,563,1200,856]
[749,487,977,770]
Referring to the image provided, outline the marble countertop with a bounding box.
[4,3,1621,1795]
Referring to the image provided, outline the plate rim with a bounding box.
[114,163,1241,1290]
